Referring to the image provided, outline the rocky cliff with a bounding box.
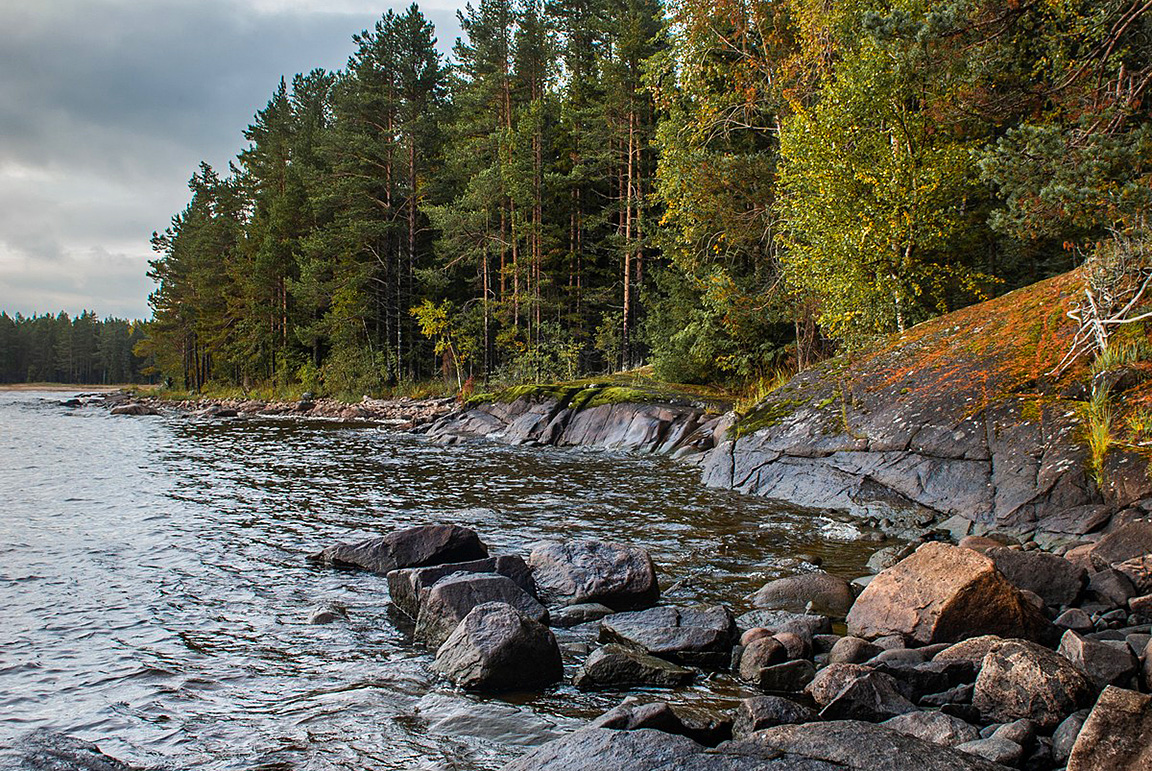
[423,271,1152,540]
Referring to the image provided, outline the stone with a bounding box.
[735,609,832,641]
[991,718,1036,745]
[920,683,974,708]
[1145,638,1152,690]
[868,544,915,573]
[386,554,534,618]
[972,639,1092,729]
[550,602,615,628]
[309,523,488,574]
[829,636,882,664]
[954,736,1024,766]
[932,634,1006,664]
[750,720,1014,771]
[958,535,1006,552]
[528,540,658,610]
[1052,710,1089,764]
[415,572,548,648]
[573,644,695,690]
[17,730,143,771]
[737,637,788,682]
[846,542,1051,645]
[431,602,562,692]
[817,669,918,722]
[753,659,817,692]
[1086,521,1152,570]
[1129,593,1152,616]
[873,659,977,702]
[985,546,1086,606]
[110,402,160,416]
[589,701,684,734]
[668,704,734,747]
[600,605,736,668]
[882,711,981,747]
[1066,686,1152,770]
[731,696,817,738]
[772,631,809,661]
[306,602,347,624]
[1056,607,1095,633]
[749,572,856,617]
[1088,568,1138,608]
[1113,554,1152,594]
[740,627,774,646]
[806,664,878,707]
[502,727,701,771]
[1057,630,1139,690]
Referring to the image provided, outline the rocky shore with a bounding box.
[302,520,1152,770]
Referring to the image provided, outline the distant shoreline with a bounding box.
[0,384,145,392]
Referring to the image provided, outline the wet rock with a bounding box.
[736,637,788,682]
[1052,710,1089,765]
[750,720,1013,770]
[736,609,832,641]
[731,695,817,738]
[387,554,535,618]
[416,573,548,648]
[882,711,981,747]
[1066,686,1152,770]
[1055,607,1095,633]
[669,705,735,747]
[955,736,1024,766]
[309,523,488,574]
[1057,630,1139,690]
[972,638,1092,729]
[501,727,702,771]
[573,644,695,690]
[754,659,817,692]
[431,601,561,691]
[846,542,1052,645]
[306,602,347,624]
[868,544,915,573]
[551,602,615,628]
[749,572,855,617]
[985,546,1086,607]
[17,730,143,771]
[1086,521,1152,570]
[589,700,685,733]
[829,636,883,664]
[1087,568,1137,608]
[110,403,160,416]
[528,540,658,610]
[600,604,736,668]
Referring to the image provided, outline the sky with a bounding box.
[0,0,462,320]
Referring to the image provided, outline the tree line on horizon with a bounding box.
[141,0,1151,396]
[0,312,151,385]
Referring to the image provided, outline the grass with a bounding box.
[1086,386,1114,484]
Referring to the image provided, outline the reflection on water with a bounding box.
[0,391,878,769]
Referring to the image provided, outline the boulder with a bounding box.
[1052,710,1089,765]
[18,730,144,771]
[528,540,658,610]
[809,667,917,722]
[1087,568,1137,608]
[1057,630,1139,690]
[110,402,160,416]
[306,602,347,624]
[736,637,788,682]
[750,720,1014,771]
[1066,686,1152,770]
[600,605,736,668]
[749,572,856,617]
[731,696,817,738]
[573,644,695,690]
[387,554,535,618]
[872,658,977,702]
[589,701,685,734]
[415,573,548,647]
[753,659,817,692]
[933,635,1007,664]
[309,524,488,574]
[1113,554,1152,594]
[1086,521,1152,570]
[984,546,1086,607]
[882,711,981,747]
[502,727,701,771]
[1145,638,1152,690]
[551,602,615,628]
[806,664,879,707]
[736,609,832,641]
[1056,607,1095,633]
[431,602,561,691]
[846,542,1051,645]
[954,736,1023,766]
[829,636,883,664]
[771,631,809,660]
[972,639,1092,729]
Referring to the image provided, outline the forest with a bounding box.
[0,312,151,385]
[142,0,1152,397]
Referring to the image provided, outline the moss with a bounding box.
[734,398,805,438]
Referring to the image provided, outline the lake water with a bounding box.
[0,390,879,770]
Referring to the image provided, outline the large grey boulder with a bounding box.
[1066,686,1152,770]
[972,638,1093,729]
[600,605,737,668]
[528,540,658,609]
[846,542,1051,645]
[415,572,547,648]
[749,572,856,617]
[386,554,534,618]
[309,523,487,574]
[431,602,561,692]
[984,546,1086,607]
[573,644,696,690]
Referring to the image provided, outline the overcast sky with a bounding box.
[0,0,462,319]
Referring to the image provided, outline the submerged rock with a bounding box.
[573,644,695,690]
[599,604,736,668]
[16,731,144,771]
[528,540,658,610]
[308,523,488,574]
[306,602,348,624]
[845,542,1051,645]
[415,572,547,648]
[431,602,562,692]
